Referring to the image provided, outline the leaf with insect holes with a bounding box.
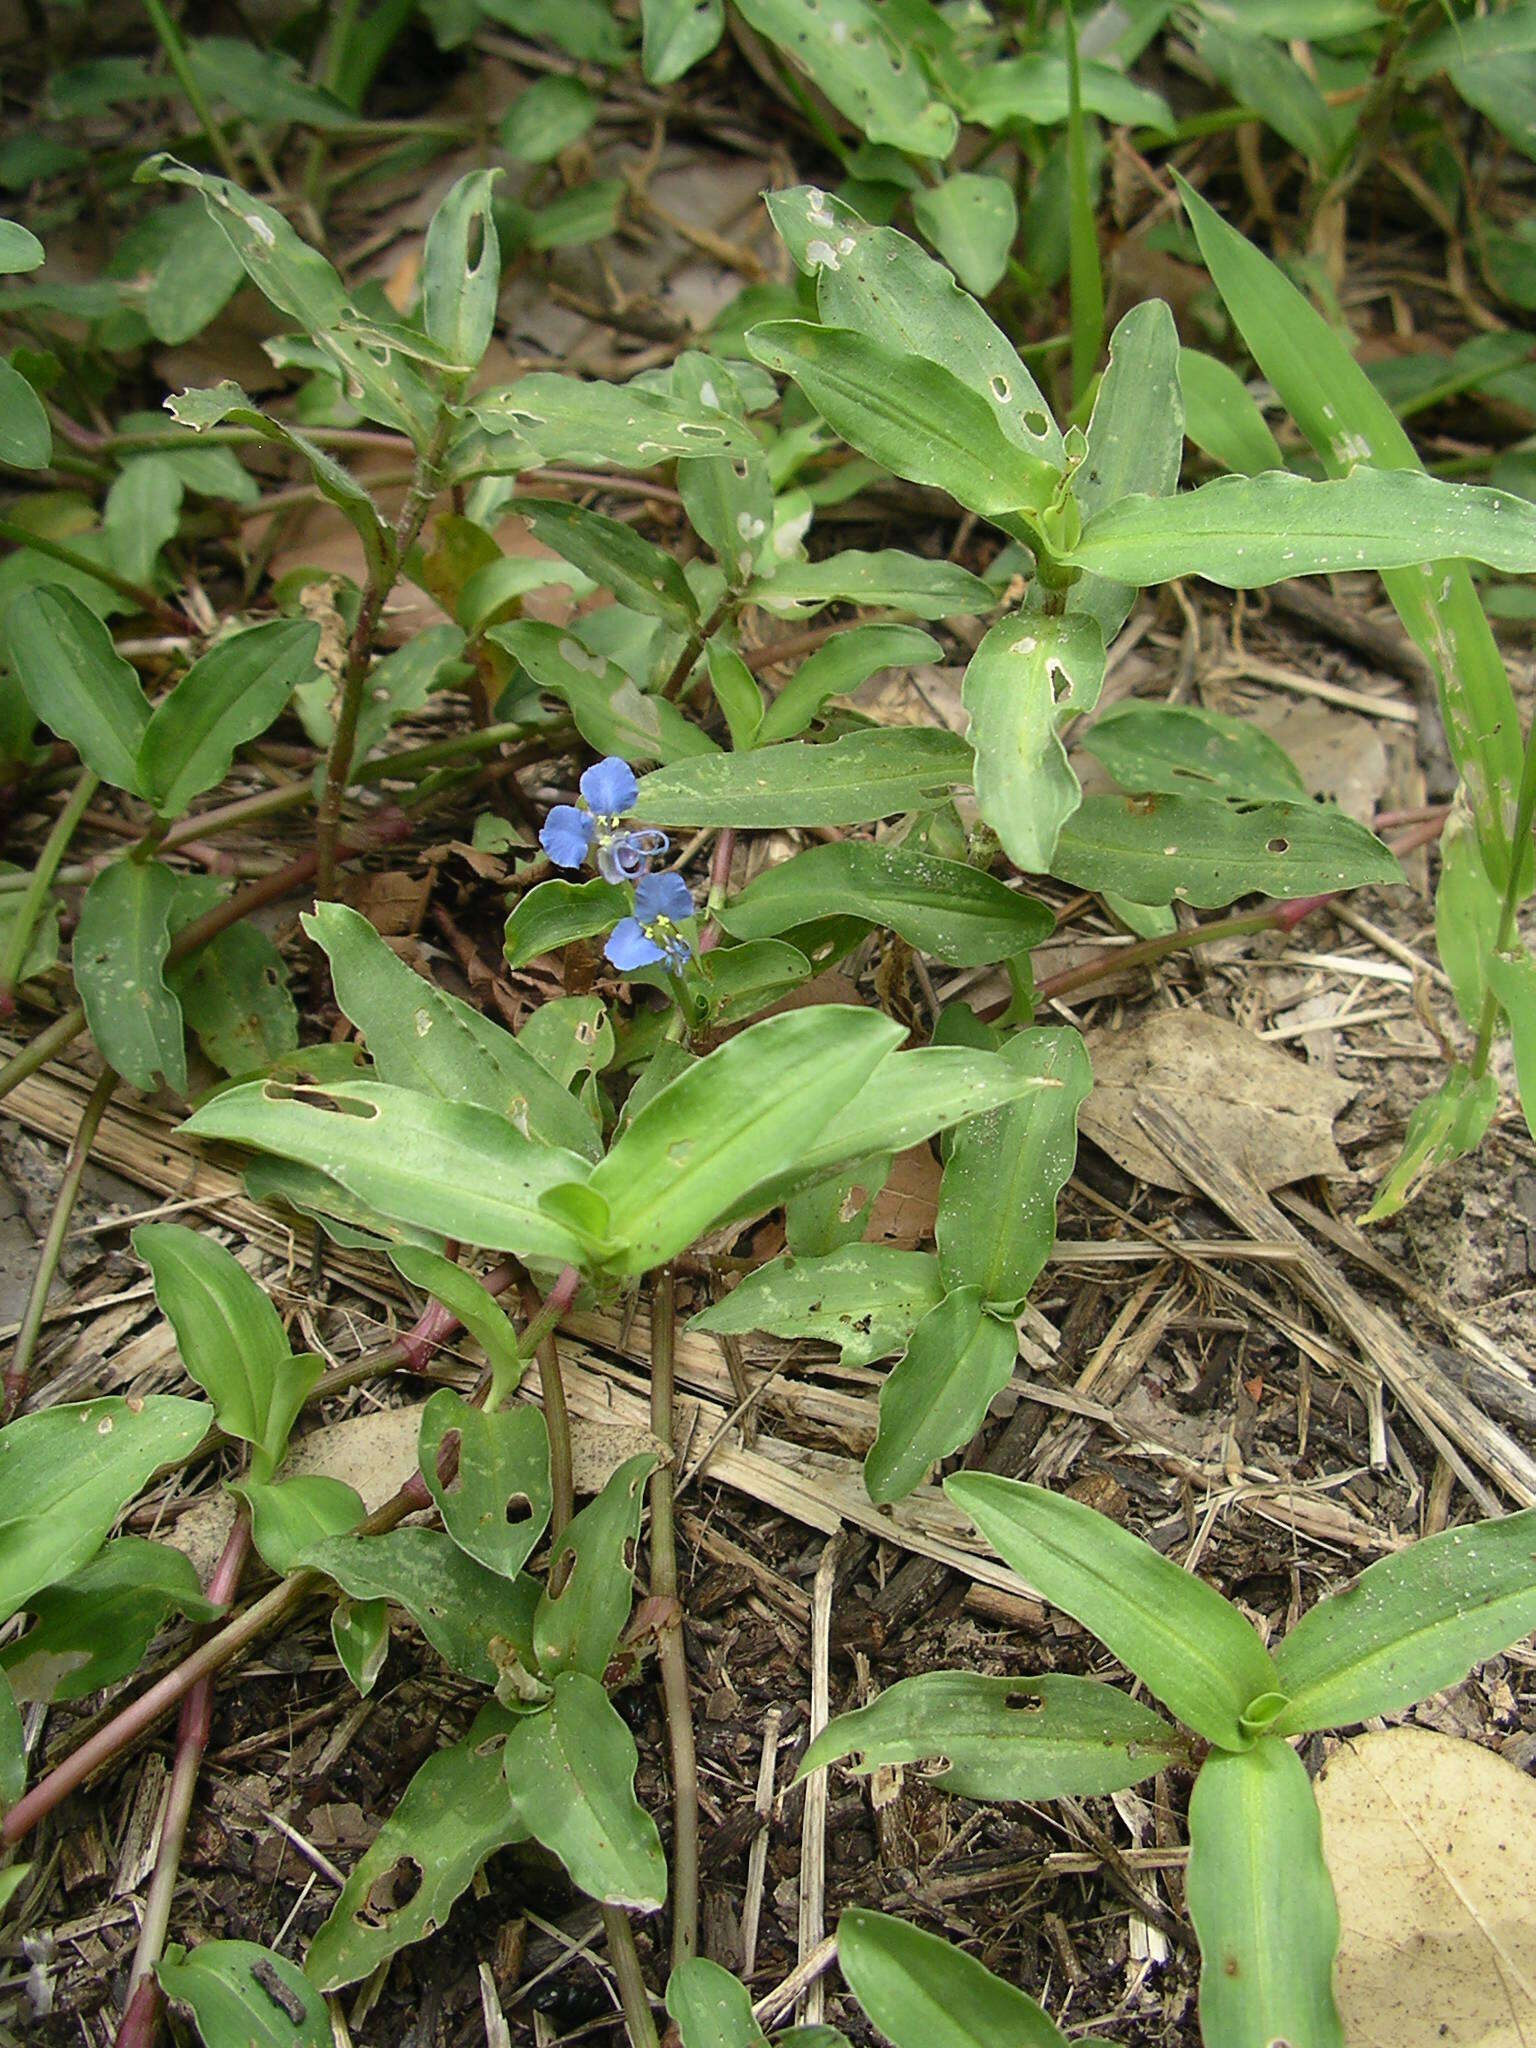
[305,1527,543,1687]
[533,1453,657,1681]
[0,1397,211,1627]
[1050,792,1400,908]
[182,1080,596,1266]
[733,0,956,155]
[421,169,500,375]
[690,1245,944,1370]
[306,1707,526,1989]
[157,1939,330,2048]
[963,609,1104,872]
[837,1909,1068,2048]
[749,322,1054,522]
[505,1673,667,1909]
[3,584,148,793]
[416,1390,550,1581]
[801,1670,1182,1799]
[469,373,754,470]
[306,901,599,1159]
[947,1475,1281,1751]
[139,156,349,333]
[1186,1740,1344,2048]
[1079,701,1306,803]
[135,1224,320,1484]
[720,843,1051,967]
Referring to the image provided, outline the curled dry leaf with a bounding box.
[1314,1724,1536,2048]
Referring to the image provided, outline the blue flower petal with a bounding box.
[604,916,666,971]
[581,756,639,816]
[540,805,595,870]
[635,870,694,925]
[597,828,670,885]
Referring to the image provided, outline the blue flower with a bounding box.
[539,755,669,885]
[605,870,695,972]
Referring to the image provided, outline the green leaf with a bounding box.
[690,1245,944,1369]
[332,1596,389,1695]
[963,610,1104,871]
[138,619,319,816]
[170,920,298,1079]
[306,900,599,1158]
[946,1474,1280,1750]
[0,1396,210,1626]
[503,1673,667,1908]
[1066,467,1536,587]
[0,1536,220,1704]
[1064,3,1104,410]
[749,322,1054,521]
[748,550,994,619]
[182,1079,595,1264]
[1186,1741,1343,2048]
[492,619,717,763]
[499,75,597,160]
[705,643,764,749]
[588,1007,903,1274]
[720,843,1050,967]
[1068,299,1183,636]
[504,876,631,972]
[306,1708,525,1989]
[959,50,1173,132]
[1270,1508,1536,1734]
[109,200,244,347]
[165,382,390,588]
[158,1939,329,2048]
[913,175,1018,297]
[0,355,49,469]
[469,372,754,470]
[802,1670,1181,1798]
[239,1474,364,1573]
[667,1956,770,2048]
[3,584,148,792]
[837,1908,1067,2048]
[135,1223,319,1484]
[756,625,940,746]
[101,454,184,587]
[187,36,353,125]
[641,0,723,81]
[307,1526,543,1685]
[865,1289,1018,1504]
[1051,792,1401,908]
[692,937,812,1025]
[139,156,349,332]
[1194,18,1341,166]
[0,219,44,273]
[416,1389,551,1579]
[534,1452,656,1679]
[422,169,500,375]
[516,499,698,631]
[1363,1064,1498,1222]
[732,0,956,155]
[1178,175,1526,888]
[391,1249,528,1400]
[0,1671,22,1810]
[74,858,187,1093]
[1177,348,1284,476]
[1080,702,1306,803]
[0,862,59,986]
[519,994,614,1088]
[766,187,1062,472]
[1490,943,1536,1142]
[937,1028,1090,1311]
[1435,796,1501,1028]
[633,728,975,828]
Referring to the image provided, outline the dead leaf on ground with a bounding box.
[1315,1725,1536,2047]
[1081,1008,1356,1192]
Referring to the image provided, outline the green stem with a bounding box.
[648,1269,699,1970]
[0,518,179,622]
[142,0,245,183]
[315,411,452,897]
[0,1065,116,1422]
[0,768,98,1006]
[1471,713,1536,1077]
[658,593,733,703]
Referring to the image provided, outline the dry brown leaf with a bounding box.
[1081,1008,1355,1192]
[1315,1725,1536,2047]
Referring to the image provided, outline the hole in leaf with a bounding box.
[1267,836,1290,855]
[505,1492,533,1525]
[622,1537,637,1571]
[1004,1689,1045,1712]
[1023,408,1049,436]
[357,1855,423,1925]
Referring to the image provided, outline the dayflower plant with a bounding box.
[605,870,694,971]
[539,755,669,884]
